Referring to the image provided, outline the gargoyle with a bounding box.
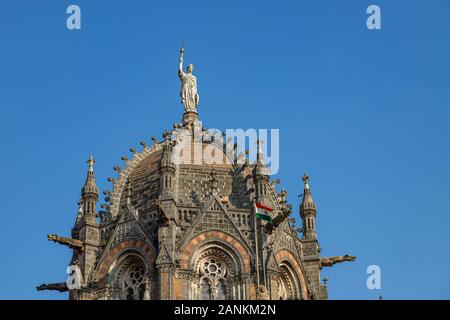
[47,234,83,250]
[264,206,292,234]
[36,282,68,292]
[320,255,356,269]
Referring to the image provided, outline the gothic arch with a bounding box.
[97,239,157,286]
[180,231,252,300]
[180,230,252,274]
[274,249,308,300]
[109,253,149,300]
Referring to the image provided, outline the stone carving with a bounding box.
[36,282,68,292]
[178,47,199,112]
[143,276,151,300]
[257,285,270,300]
[320,255,356,268]
[265,205,292,234]
[47,234,83,250]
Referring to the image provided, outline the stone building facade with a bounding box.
[39,57,354,300]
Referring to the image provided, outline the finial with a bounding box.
[271,178,280,187]
[256,139,263,152]
[77,198,83,217]
[256,139,265,166]
[280,188,287,199]
[162,130,171,141]
[125,180,132,206]
[87,155,95,172]
[151,136,158,144]
[302,173,310,189]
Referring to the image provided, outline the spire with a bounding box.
[81,155,99,220]
[82,156,98,196]
[88,155,94,172]
[300,173,317,240]
[256,139,264,165]
[125,179,132,206]
[279,188,288,210]
[76,198,83,219]
[255,139,270,176]
[300,173,316,210]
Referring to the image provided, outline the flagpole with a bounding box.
[253,202,260,288]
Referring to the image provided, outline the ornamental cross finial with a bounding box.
[87,155,95,172]
[302,173,310,187]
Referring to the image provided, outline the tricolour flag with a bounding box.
[255,203,273,222]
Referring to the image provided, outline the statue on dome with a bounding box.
[178,47,199,113]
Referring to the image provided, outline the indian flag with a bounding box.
[255,203,273,221]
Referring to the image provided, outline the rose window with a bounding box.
[201,258,225,278]
[127,265,145,287]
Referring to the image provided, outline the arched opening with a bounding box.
[110,253,152,300]
[190,244,243,300]
[277,262,301,300]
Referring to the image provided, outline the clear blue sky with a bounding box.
[0,0,449,300]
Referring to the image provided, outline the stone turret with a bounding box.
[160,132,177,200]
[253,139,271,205]
[81,155,99,224]
[76,156,101,287]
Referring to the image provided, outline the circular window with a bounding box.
[127,265,145,286]
[202,258,225,277]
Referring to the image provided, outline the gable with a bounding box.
[177,196,254,255]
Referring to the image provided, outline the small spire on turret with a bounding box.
[279,188,288,210]
[301,173,315,208]
[81,155,99,222]
[125,179,132,206]
[256,139,265,166]
[303,173,310,189]
[255,139,270,176]
[300,173,317,240]
[77,198,83,218]
[87,155,95,172]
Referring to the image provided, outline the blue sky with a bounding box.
[0,0,449,300]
